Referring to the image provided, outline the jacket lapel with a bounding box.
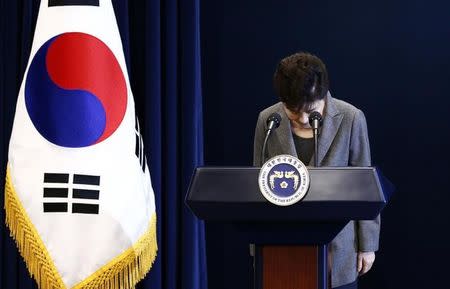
[274,103,297,157]
[314,93,343,166]
[273,96,343,166]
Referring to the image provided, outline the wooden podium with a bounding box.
[186,167,392,289]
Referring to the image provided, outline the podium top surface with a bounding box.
[186,167,389,222]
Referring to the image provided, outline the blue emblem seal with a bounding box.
[258,154,310,206]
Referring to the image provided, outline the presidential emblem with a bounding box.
[258,154,310,206]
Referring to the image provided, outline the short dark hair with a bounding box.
[273,52,329,111]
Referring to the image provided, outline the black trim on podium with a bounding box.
[318,245,328,289]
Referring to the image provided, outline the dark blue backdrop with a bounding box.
[201,1,450,289]
[2,0,450,289]
[0,1,206,289]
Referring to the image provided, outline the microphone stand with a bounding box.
[313,125,319,167]
[261,131,271,165]
[260,113,281,165]
[309,111,322,167]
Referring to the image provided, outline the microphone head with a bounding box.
[267,113,281,129]
[308,111,323,127]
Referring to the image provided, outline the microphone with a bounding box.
[261,113,281,165]
[308,111,323,167]
[266,112,281,131]
[308,111,323,130]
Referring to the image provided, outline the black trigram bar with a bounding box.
[44,203,68,213]
[135,133,139,158]
[44,173,69,183]
[73,189,99,200]
[49,0,99,6]
[135,117,141,164]
[135,117,146,172]
[140,137,145,172]
[44,188,68,198]
[73,174,100,186]
[72,203,99,214]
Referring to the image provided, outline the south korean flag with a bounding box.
[4,1,157,288]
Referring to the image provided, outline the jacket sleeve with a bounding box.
[350,109,380,252]
[253,112,266,167]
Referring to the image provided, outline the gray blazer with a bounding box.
[253,93,380,288]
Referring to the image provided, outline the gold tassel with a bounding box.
[5,167,66,289]
[5,166,158,289]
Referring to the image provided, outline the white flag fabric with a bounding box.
[4,1,157,288]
